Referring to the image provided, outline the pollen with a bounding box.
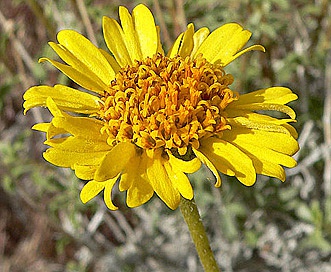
[98,53,237,152]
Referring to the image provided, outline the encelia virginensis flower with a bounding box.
[24,4,299,210]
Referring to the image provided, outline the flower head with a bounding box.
[24,4,299,210]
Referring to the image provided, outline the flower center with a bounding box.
[98,53,237,153]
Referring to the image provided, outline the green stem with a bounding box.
[179,196,220,272]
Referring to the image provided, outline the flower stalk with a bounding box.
[180,196,220,272]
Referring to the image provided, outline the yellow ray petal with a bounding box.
[119,6,143,61]
[32,122,53,132]
[56,30,116,84]
[126,178,154,208]
[167,151,201,173]
[210,25,251,63]
[194,23,265,66]
[191,27,210,57]
[227,116,293,135]
[102,16,132,66]
[33,122,68,141]
[229,87,298,106]
[48,42,96,77]
[168,24,194,58]
[222,44,265,66]
[194,23,245,61]
[200,137,256,186]
[126,177,153,208]
[45,136,110,154]
[225,110,295,125]
[222,127,299,155]
[39,58,106,93]
[167,32,184,58]
[74,164,98,180]
[283,123,299,139]
[119,151,146,191]
[104,176,120,210]
[192,148,222,187]
[45,96,67,117]
[80,180,106,203]
[146,149,180,210]
[254,161,286,181]
[51,116,106,141]
[99,48,121,74]
[132,4,158,59]
[231,140,297,168]
[178,23,195,57]
[164,161,194,200]
[232,103,296,119]
[94,142,137,181]
[120,151,154,207]
[23,85,100,114]
[42,98,109,149]
[156,26,165,55]
[43,148,106,168]
[225,110,298,138]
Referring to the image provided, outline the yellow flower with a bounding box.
[23,4,299,210]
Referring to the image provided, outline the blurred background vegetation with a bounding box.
[0,0,330,271]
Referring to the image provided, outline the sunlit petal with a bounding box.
[80,180,106,204]
[194,23,265,66]
[132,4,158,58]
[23,85,100,114]
[39,57,106,93]
[94,142,137,181]
[193,148,222,187]
[200,137,256,186]
[52,30,116,84]
[164,161,194,200]
[146,149,181,210]
[103,16,132,66]
[103,175,120,210]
